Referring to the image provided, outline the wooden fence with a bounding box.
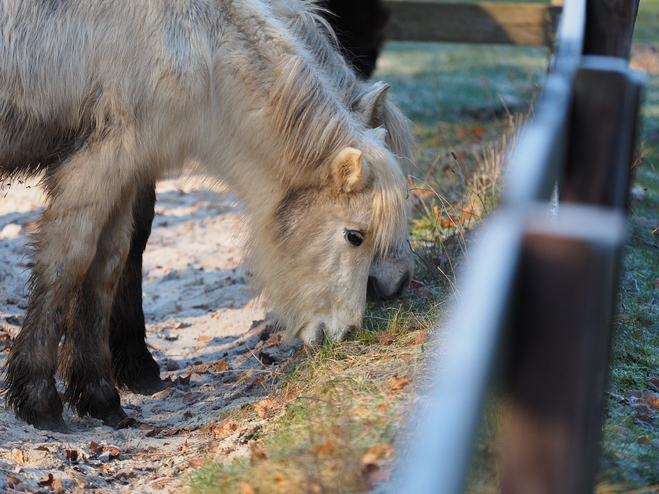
[385,0,644,492]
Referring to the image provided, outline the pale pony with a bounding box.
[0,0,413,431]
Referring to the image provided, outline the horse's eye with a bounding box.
[345,230,365,247]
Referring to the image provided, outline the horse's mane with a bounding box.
[278,0,416,165]
[267,53,355,177]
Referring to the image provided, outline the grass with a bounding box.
[187,1,659,492]
[189,311,437,493]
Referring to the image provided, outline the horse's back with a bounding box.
[0,0,217,179]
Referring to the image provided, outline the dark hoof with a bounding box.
[33,415,70,434]
[126,375,169,395]
[97,407,128,428]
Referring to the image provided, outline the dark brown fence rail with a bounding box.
[383,1,561,46]
[388,0,644,492]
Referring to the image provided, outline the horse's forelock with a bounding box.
[370,174,409,257]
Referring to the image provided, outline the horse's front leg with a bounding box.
[109,182,167,395]
[59,185,138,426]
[4,143,138,431]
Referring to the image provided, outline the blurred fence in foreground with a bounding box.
[384,0,644,492]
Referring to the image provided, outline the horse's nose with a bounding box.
[367,272,411,301]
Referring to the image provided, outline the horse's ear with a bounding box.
[332,147,370,193]
[356,81,390,128]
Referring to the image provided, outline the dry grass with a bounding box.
[189,307,440,494]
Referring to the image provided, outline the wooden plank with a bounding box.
[383,1,561,46]
[584,0,640,58]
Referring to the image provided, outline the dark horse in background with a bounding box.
[111,0,393,396]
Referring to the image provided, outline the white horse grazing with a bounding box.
[0,0,414,432]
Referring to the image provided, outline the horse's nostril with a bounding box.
[366,276,382,301]
[393,274,411,298]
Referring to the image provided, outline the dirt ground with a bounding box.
[0,174,289,493]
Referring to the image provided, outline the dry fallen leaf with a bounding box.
[254,398,278,419]
[643,393,659,411]
[379,334,395,345]
[216,360,230,372]
[37,473,55,487]
[248,323,268,336]
[637,435,651,444]
[391,377,412,390]
[183,392,205,405]
[258,350,277,365]
[11,448,24,465]
[244,374,266,391]
[174,373,192,387]
[65,449,78,462]
[414,332,427,344]
[240,483,256,494]
[162,427,184,436]
[416,288,431,298]
[6,476,20,487]
[361,444,395,465]
[213,420,240,436]
[627,390,659,411]
[377,403,389,413]
[197,335,211,342]
[51,478,64,493]
[310,439,339,456]
[632,403,656,425]
[166,359,180,371]
[268,333,282,345]
[188,457,205,468]
[300,481,322,493]
[146,427,165,437]
[441,216,461,229]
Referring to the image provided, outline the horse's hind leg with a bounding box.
[109,183,167,395]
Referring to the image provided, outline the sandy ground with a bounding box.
[0,174,290,493]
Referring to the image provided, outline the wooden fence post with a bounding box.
[584,0,640,58]
[500,206,627,494]
[562,57,644,208]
